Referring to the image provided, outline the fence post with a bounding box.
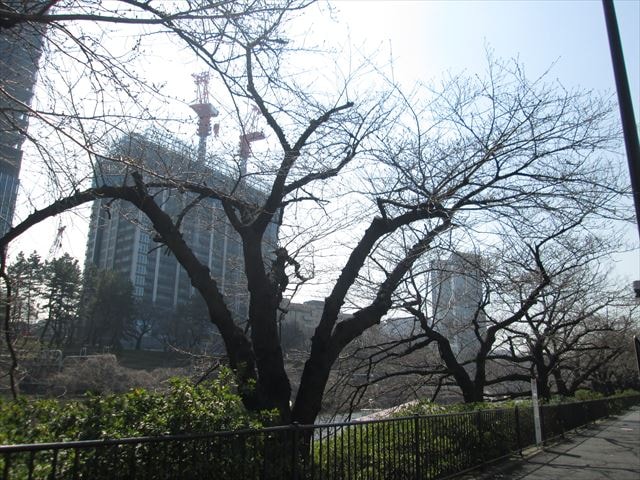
[514,406,522,456]
[292,422,300,480]
[3,453,11,480]
[414,414,422,480]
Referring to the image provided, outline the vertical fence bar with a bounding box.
[413,415,421,480]
[318,426,324,479]
[308,426,315,479]
[390,420,394,476]
[50,449,58,479]
[3,453,10,480]
[514,406,522,456]
[291,423,299,480]
[72,447,81,480]
[346,425,357,480]
[28,450,35,480]
[374,422,380,478]
[335,423,339,478]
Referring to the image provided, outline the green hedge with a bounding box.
[0,369,268,445]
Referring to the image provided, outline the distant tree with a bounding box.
[83,270,136,349]
[2,251,44,397]
[496,266,625,400]
[337,232,624,405]
[582,321,640,394]
[545,304,640,396]
[130,297,163,351]
[160,296,212,351]
[7,251,43,334]
[39,253,82,348]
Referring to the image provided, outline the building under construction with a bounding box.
[84,128,277,349]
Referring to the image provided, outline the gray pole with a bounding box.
[602,0,640,241]
[531,377,542,445]
[634,336,640,379]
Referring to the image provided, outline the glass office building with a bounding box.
[0,1,47,235]
[431,252,487,362]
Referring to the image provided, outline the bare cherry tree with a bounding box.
[332,224,624,406]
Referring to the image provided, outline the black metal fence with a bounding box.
[1,395,638,479]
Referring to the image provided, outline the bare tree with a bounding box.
[580,316,640,395]
[333,226,623,406]
[494,265,625,400]
[0,2,628,425]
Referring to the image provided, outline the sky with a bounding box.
[11,0,640,283]
[332,0,639,99]
[323,0,640,283]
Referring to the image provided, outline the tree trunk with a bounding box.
[437,336,483,403]
[531,344,551,401]
[553,369,570,396]
[243,233,292,423]
[291,334,334,425]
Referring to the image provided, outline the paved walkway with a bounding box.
[470,407,640,479]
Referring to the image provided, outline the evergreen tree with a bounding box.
[83,270,135,349]
[7,251,44,336]
[39,254,81,348]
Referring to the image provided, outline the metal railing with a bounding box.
[1,394,638,479]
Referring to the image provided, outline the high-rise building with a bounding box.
[84,132,278,348]
[279,300,354,352]
[0,1,48,235]
[431,252,486,361]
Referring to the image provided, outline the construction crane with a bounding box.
[238,105,265,176]
[189,72,219,163]
[48,223,66,258]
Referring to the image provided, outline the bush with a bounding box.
[48,354,156,395]
[0,368,267,444]
[393,398,530,417]
[573,389,605,401]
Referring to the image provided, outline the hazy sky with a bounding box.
[328,0,640,281]
[13,0,640,280]
[331,0,638,109]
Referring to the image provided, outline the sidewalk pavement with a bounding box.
[466,406,640,479]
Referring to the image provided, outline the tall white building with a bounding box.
[431,252,486,361]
